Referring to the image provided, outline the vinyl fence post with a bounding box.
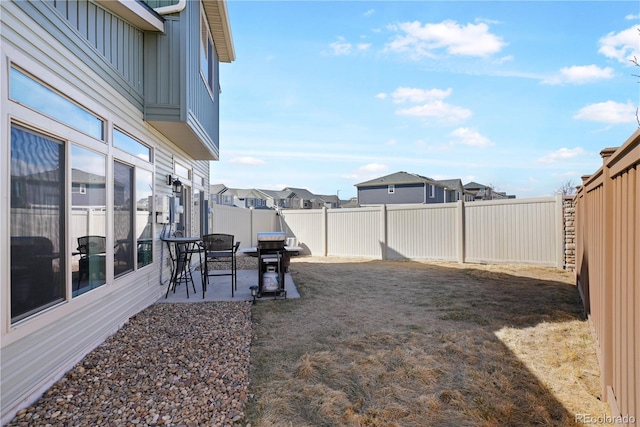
[555,193,564,269]
[456,200,465,264]
[380,204,387,260]
[249,207,254,247]
[322,206,328,257]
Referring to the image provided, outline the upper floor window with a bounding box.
[9,66,104,140]
[114,128,152,162]
[430,184,435,198]
[388,185,395,194]
[200,5,215,99]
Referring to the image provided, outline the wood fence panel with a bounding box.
[575,128,639,424]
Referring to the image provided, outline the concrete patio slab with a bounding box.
[156,269,300,303]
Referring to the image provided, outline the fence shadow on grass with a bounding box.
[247,258,606,426]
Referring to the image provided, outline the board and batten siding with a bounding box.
[144,2,220,159]
[39,0,144,108]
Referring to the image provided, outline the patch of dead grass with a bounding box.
[246,257,608,426]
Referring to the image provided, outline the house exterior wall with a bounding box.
[358,183,446,205]
[144,1,220,159]
[31,0,145,109]
[358,183,425,205]
[0,1,218,423]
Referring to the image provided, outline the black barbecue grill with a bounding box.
[257,232,287,298]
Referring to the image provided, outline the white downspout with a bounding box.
[154,0,186,15]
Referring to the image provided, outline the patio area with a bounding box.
[157,255,300,303]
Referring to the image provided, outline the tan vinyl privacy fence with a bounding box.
[210,195,565,267]
[575,128,639,424]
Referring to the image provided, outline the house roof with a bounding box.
[284,187,319,200]
[224,188,265,199]
[464,181,489,190]
[258,189,295,199]
[93,1,234,62]
[437,179,463,191]
[355,171,446,188]
[202,0,236,63]
[209,184,227,195]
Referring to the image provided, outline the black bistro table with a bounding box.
[161,236,203,298]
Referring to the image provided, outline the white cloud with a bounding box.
[449,127,494,148]
[364,9,375,17]
[538,147,587,163]
[385,19,506,59]
[230,157,266,166]
[542,65,615,85]
[391,87,452,103]
[386,87,472,124]
[342,163,389,180]
[357,43,372,51]
[625,14,639,20]
[598,26,640,63]
[375,92,388,99]
[386,139,397,146]
[396,101,472,123]
[329,37,352,55]
[573,100,637,124]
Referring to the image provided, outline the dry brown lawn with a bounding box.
[245,257,608,427]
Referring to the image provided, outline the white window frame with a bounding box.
[388,184,395,194]
[200,3,215,100]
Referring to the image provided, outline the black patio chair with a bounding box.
[201,233,240,297]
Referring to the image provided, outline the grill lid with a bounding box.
[257,232,286,242]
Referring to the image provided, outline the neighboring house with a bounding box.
[210,183,229,204]
[284,187,326,209]
[464,181,515,200]
[1,0,235,423]
[258,189,296,209]
[437,179,475,202]
[355,171,452,205]
[211,185,341,210]
[223,188,270,209]
[317,194,340,209]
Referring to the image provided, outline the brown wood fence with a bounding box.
[575,128,639,424]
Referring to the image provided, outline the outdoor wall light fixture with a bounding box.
[167,174,183,194]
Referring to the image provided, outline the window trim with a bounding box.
[9,65,105,141]
[199,3,216,100]
[388,184,395,194]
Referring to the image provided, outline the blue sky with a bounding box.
[212,1,640,199]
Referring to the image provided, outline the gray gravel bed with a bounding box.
[8,302,253,427]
